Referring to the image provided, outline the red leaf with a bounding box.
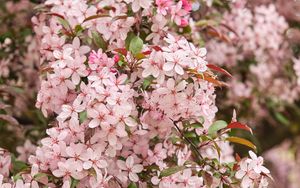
[142,50,152,55]
[235,153,241,162]
[114,48,127,56]
[227,122,253,134]
[207,64,232,77]
[152,46,162,51]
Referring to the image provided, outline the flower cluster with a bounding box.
[204,0,300,125]
[0,0,271,188]
[236,151,270,188]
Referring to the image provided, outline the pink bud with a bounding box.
[114,54,120,63]
[180,19,188,27]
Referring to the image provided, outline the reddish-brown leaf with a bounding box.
[206,26,232,43]
[142,50,152,55]
[207,64,232,77]
[114,48,127,56]
[152,46,163,51]
[227,122,253,134]
[83,14,109,23]
[46,13,65,19]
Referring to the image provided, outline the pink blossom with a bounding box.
[117,156,143,182]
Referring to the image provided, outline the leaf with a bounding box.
[189,69,228,87]
[57,17,71,31]
[203,171,213,187]
[213,141,221,159]
[92,31,107,51]
[208,120,227,136]
[114,48,128,56]
[186,123,203,129]
[11,156,28,174]
[226,137,256,150]
[79,111,87,123]
[207,64,232,77]
[74,25,84,35]
[129,36,143,55]
[183,132,197,138]
[159,166,186,178]
[125,32,135,50]
[84,128,96,143]
[151,45,163,51]
[274,112,290,126]
[127,182,137,188]
[83,14,109,23]
[71,178,79,188]
[46,13,65,19]
[227,122,253,134]
[135,53,146,60]
[142,76,154,90]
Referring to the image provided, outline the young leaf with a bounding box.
[227,122,253,134]
[226,136,256,150]
[91,31,107,51]
[208,120,227,136]
[207,64,232,77]
[129,36,143,55]
[83,14,109,23]
[159,166,186,178]
[114,48,128,56]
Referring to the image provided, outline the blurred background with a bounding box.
[0,0,300,187]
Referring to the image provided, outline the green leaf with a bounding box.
[33,172,48,180]
[183,132,197,138]
[125,32,135,50]
[71,178,79,188]
[57,17,71,30]
[91,31,107,51]
[129,36,143,55]
[208,120,227,136]
[159,166,186,178]
[79,111,87,123]
[142,76,154,90]
[74,25,84,35]
[187,123,203,129]
[11,155,28,174]
[226,136,257,150]
[274,112,290,126]
[128,182,137,188]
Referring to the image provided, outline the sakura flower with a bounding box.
[170,1,190,26]
[63,37,90,55]
[146,14,168,44]
[117,156,143,182]
[178,169,203,188]
[52,160,86,180]
[87,103,116,128]
[155,0,173,15]
[163,51,190,75]
[141,50,165,80]
[125,0,153,12]
[52,48,73,69]
[247,151,270,174]
[16,140,36,162]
